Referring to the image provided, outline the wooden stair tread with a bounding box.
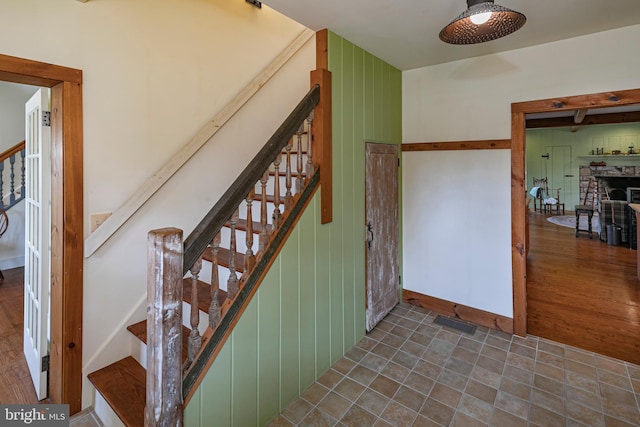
[127,320,191,365]
[224,218,271,234]
[88,356,145,427]
[201,247,246,273]
[182,277,228,313]
[253,193,286,204]
[268,170,307,178]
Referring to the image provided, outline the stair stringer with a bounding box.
[81,36,316,409]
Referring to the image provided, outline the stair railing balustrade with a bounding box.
[146,84,321,426]
[0,140,26,211]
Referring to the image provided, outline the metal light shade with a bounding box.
[439,0,526,45]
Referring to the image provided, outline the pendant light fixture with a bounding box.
[439,0,526,45]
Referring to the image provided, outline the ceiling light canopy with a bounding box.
[439,0,526,45]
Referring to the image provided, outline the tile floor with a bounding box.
[269,303,640,427]
[69,407,103,427]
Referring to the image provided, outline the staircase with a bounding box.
[87,79,329,426]
[0,140,26,211]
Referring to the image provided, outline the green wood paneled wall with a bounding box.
[185,32,402,426]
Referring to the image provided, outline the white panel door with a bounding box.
[23,88,51,400]
[545,145,575,208]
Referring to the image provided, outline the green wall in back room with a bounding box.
[526,123,640,210]
[184,31,402,426]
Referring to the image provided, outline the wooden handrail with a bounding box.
[0,140,25,163]
[84,28,314,258]
[182,84,320,274]
[182,170,320,402]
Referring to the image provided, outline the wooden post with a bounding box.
[310,55,332,223]
[145,228,184,427]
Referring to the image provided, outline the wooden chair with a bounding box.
[531,177,564,215]
[0,209,7,280]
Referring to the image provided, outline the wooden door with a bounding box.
[365,143,399,331]
[23,88,51,400]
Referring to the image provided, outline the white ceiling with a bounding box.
[263,0,640,71]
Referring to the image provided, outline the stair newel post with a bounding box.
[259,171,269,252]
[284,139,293,210]
[296,123,304,192]
[146,228,184,427]
[306,111,315,178]
[272,154,282,228]
[20,148,25,201]
[9,154,16,205]
[227,208,240,300]
[209,233,221,329]
[245,190,256,271]
[0,162,4,209]
[187,258,203,367]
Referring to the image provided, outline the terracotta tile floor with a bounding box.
[269,303,640,426]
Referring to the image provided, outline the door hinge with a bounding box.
[42,111,51,127]
[399,275,402,285]
[398,158,400,167]
[41,355,50,372]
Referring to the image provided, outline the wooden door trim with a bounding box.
[511,88,640,337]
[402,140,511,151]
[0,54,83,413]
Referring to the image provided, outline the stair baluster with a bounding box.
[306,111,314,178]
[284,140,293,210]
[20,148,25,200]
[245,190,256,272]
[272,154,282,227]
[296,124,304,192]
[227,209,239,300]
[209,233,221,329]
[259,171,269,252]
[187,258,203,367]
[0,162,4,209]
[9,154,16,206]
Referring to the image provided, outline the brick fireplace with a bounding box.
[579,165,640,205]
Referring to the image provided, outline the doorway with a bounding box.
[365,142,400,331]
[511,88,640,337]
[0,54,84,414]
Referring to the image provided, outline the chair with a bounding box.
[0,209,7,280]
[531,177,564,215]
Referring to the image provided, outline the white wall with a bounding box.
[402,24,640,318]
[0,0,313,408]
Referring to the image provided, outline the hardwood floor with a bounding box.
[527,211,640,364]
[0,266,44,404]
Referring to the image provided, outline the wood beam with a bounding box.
[513,89,640,113]
[402,140,511,151]
[574,108,588,124]
[526,111,640,129]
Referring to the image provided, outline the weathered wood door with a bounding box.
[365,142,399,331]
[23,88,51,400]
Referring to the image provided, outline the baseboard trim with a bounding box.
[403,289,513,334]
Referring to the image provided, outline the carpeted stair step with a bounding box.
[87,356,145,427]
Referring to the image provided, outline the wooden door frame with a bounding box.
[511,88,640,336]
[0,53,83,413]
